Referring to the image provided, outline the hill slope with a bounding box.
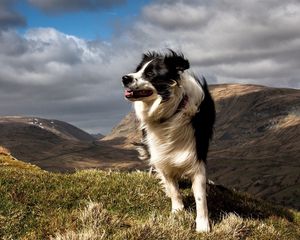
[208,84,300,209]
[104,84,300,209]
[0,116,95,142]
[0,153,299,239]
[0,117,141,172]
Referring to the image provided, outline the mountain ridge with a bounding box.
[0,116,95,142]
[0,116,141,172]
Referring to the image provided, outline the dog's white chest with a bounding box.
[146,121,197,171]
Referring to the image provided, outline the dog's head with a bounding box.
[122,50,189,102]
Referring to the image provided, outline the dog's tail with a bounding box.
[192,77,216,162]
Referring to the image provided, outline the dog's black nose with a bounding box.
[122,75,134,85]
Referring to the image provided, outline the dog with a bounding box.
[122,50,215,232]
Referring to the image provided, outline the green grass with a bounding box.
[0,154,300,240]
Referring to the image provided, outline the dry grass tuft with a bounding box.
[212,213,251,240]
[52,202,129,240]
[52,203,199,240]
[0,146,10,155]
[118,211,197,240]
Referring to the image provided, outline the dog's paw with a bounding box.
[196,217,210,233]
[171,204,184,213]
[170,198,184,213]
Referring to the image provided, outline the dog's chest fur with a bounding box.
[146,119,197,173]
[134,73,204,176]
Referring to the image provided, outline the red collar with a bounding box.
[177,94,189,111]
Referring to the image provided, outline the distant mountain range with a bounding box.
[0,83,299,209]
[0,116,141,172]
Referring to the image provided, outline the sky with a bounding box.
[0,0,300,134]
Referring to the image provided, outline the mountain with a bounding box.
[0,116,95,142]
[0,116,141,172]
[102,112,139,148]
[104,84,300,209]
[91,133,105,139]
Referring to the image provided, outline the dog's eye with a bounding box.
[145,71,154,77]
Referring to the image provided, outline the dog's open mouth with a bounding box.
[125,89,153,99]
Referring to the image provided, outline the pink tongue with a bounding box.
[125,90,133,97]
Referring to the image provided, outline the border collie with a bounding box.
[122,50,215,232]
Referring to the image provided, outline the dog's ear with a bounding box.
[142,51,160,62]
[164,50,190,73]
[136,51,159,72]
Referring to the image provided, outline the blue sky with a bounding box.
[16,0,151,40]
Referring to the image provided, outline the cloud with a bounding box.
[142,2,210,30]
[0,28,134,133]
[0,0,26,29]
[28,0,127,13]
[129,0,300,88]
[1,0,300,134]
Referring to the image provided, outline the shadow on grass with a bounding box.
[179,180,294,223]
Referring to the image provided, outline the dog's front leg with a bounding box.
[160,173,184,212]
[192,162,210,232]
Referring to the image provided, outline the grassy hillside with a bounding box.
[0,153,300,240]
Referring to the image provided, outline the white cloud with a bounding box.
[129,0,300,88]
[0,28,134,133]
[0,0,300,134]
[142,2,210,30]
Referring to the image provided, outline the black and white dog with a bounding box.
[122,50,215,232]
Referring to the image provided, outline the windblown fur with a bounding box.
[122,50,215,232]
